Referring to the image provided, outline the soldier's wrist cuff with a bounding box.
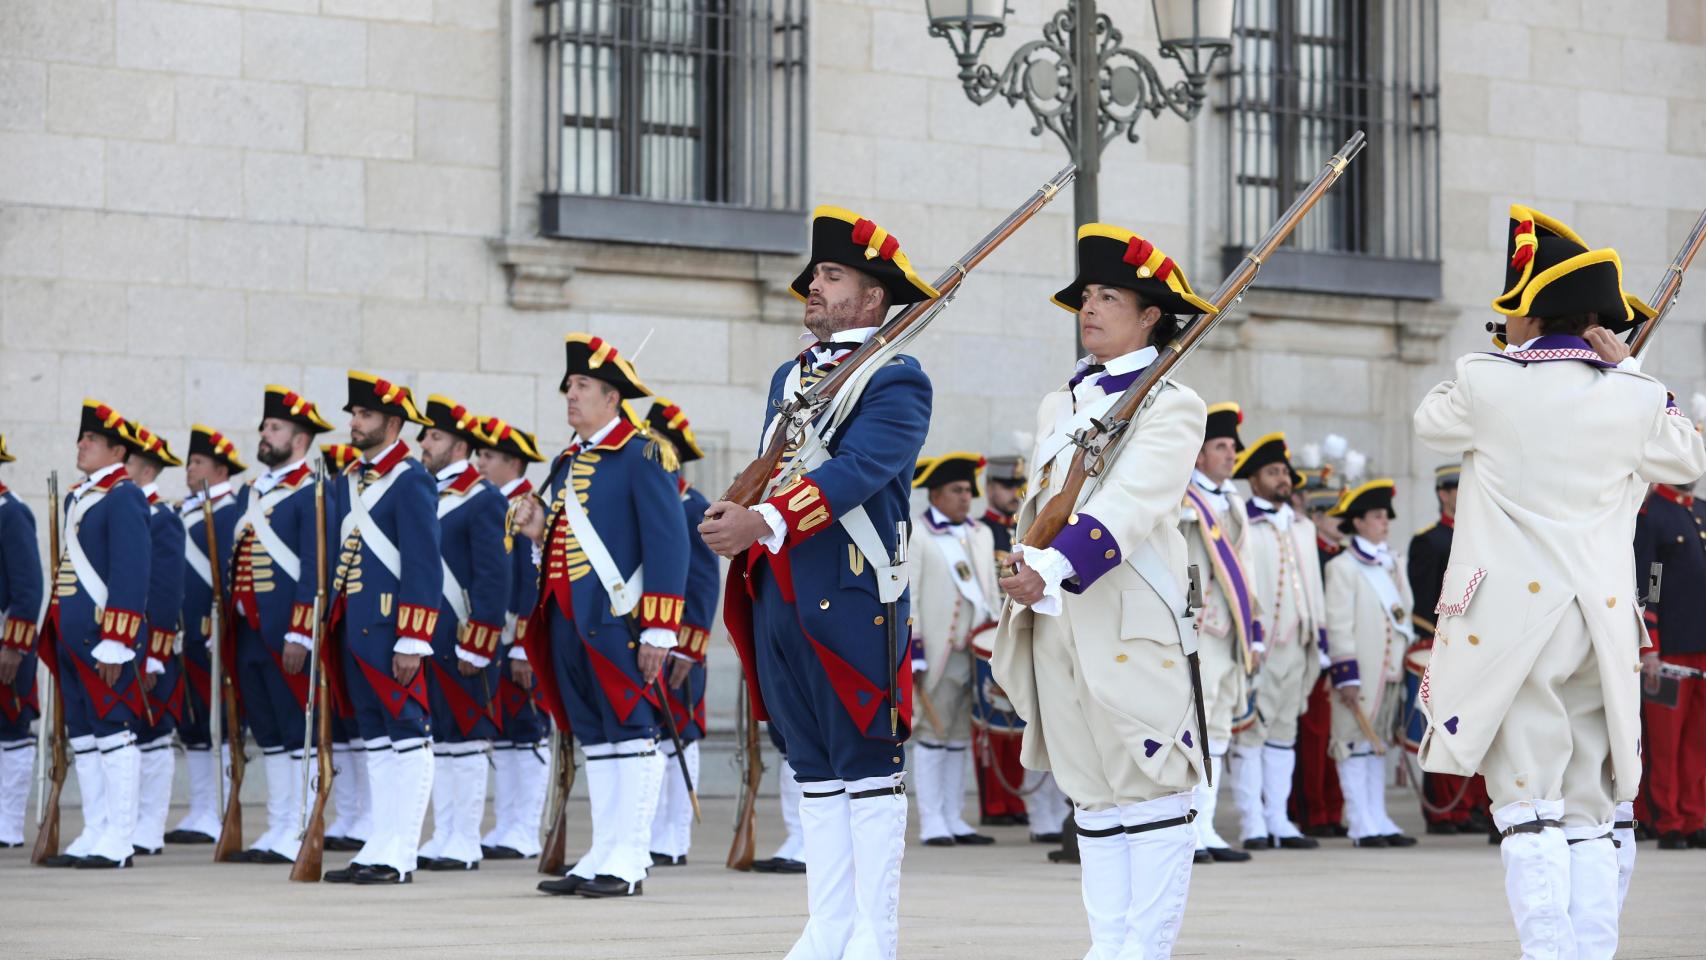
[1329,659,1360,687]
[2,617,35,651]
[460,621,503,660]
[290,603,316,634]
[763,477,834,546]
[637,593,685,631]
[395,602,439,642]
[147,626,176,659]
[98,607,145,646]
[676,624,711,661]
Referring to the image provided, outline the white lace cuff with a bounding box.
[285,631,313,651]
[640,627,678,649]
[392,638,434,657]
[93,639,137,665]
[455,647,492,669]
[1015,544,1074,617]
[752,503,787,554]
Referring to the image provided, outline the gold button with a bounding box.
[1468,635,1480,646]
[1115,653,1128,663]
[893,756,902,764]
[1068,514,1080,526]
[819,599,831,610]
[1162,659,1176,669]
[628,641,637,649]
[1606,597,1617,608]
[907,617,914,626]
[873,616,885,626]
[1633,663,1642,672]
[1104,549,1116,559]
[1090,528,1102,540]
[1528,581,1541,594]
[1515,776,1527,789]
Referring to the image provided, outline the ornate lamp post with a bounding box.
[926,0,1234,228]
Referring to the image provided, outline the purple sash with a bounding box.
[1184,486,1257,673]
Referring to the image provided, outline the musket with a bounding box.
[290,465,333,882]
[886,521,907,736]
[537,728,576,876]
[1353,699,1389,757]
[30,471,67,866]
[719,164,1076,507]
[1016,132,1366,783]
[1629,208,1706,357]
[725,679,764,871]
[202,480,246,863]
[653,673,702,825]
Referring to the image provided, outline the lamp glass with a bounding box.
[926,0,1009,30]
[1152,0,1235,48]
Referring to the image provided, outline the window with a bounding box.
[538,0,809,253]
[1225,0,1441,300]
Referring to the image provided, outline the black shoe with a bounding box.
[980,814,1020,827]
[1194,848,1213,864]
[1029,832,1062,844]
[953,832,996,846]
[1383,833,1418,848]
[246,849,294,864]
[164,829,216,844]
[1046,847,1080,864]
[425,858,477,871]
[0,840,21,849]
[1208,846,1252,862]
[1301,824,1339,838]
[75,854,133,869]
[324,835,364,852]
[1658,831,1689,850]
[650,852,686,867]
[1013,813,1029,826]
[132,845,163,856]
[1426,822,1460,835]
[323,864,366,883]
[1242,835,1274,850]
[351,864,411,884]
[1465,810,1494,834]
[1353,835,1390,848]
[577,874,642,898]
[771,857,807,874]
[223,849,257,863]
[749,857,781,873]
[483,845,526,860]
[41,853,84,868]
[921,836,955,848]
[538,874,587,895]
[1688,829,1706,849]
[1274,835,1319,850]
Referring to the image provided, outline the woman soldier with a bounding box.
[994,225,1212,960]
[1322,479,1419,849]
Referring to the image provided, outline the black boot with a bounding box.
[577,874,643,897]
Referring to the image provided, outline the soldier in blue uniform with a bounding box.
[699,207,936,959]
[1634,480,1706,850]
[471,414,550,860]
[226,386,335,864]
[165,425,247,846]
[317,441,375,852]
[38,400,152,869]
[414,394,510,872]
[637,397,720,868]
[115,422,186,858]
[513,334,690,899]
[0,434,43,849]
[322,372,443,885]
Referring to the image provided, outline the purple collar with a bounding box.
[1490,334,1615,369]
[1246,499,1276,520]
[1069,364,1147,395]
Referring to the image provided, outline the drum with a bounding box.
[970,626,1024,735]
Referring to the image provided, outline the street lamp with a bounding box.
[927,0,1234,228]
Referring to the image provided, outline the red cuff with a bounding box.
[2,616,35,652]
[638,593,685,631]
[460,620,503,659]
[396,602,440,643]
[677,624,711,661]
[99,607,144,646]
[290,602,316,634]
[147,626,176,659]
[764,477,834,545]
[514,616,531,645]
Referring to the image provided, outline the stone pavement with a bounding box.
[5,792,1703,959]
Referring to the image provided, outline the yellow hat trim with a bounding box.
[1495,204,1591,306]
[1058,223,1218,316]
[1491,247,1631,321]
[795,205,941,303]
[912,450,985,489]
[1231,431,1288,477]
[1206,401,1241,417]
[1328,479,1396,518]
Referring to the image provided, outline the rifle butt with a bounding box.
[289,800,328,882]
[214,798,244,862]
[29,797,61,865]
[726,810,756,871]
[538,804,568,876]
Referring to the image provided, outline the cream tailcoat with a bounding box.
[992,377,1208,792]
[1413,350,1706,793]
[1323,548,1414,759]
[908,513,999,696]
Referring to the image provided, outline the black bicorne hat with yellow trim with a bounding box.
[418,394,485,447]
[1232,431,1303,488]
[1052,224,1218,317]
[189,424,248,474]
[1492,204,1647,332]
[641,396,705,465]
[1329,479,1397,533]
[118,421,183,468]
[344,370,432,426]
[0,434,13,464]
[1204,401,1244,449]
[559,333,651,400]
[913,452,986,497]
[472,415,545,464]
[320,443,362,474]
[79,398,129,445]
[1434,463,1461,489]
[261,385,334,434]
[790,206,940,307]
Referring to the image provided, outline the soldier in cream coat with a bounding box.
[1178,403,1257,864]
[1228,433,1325,850]
[1415,205,1706,960]
[995,224,1209,960]
[908,452,1000,847]
[1322,480,1418,848]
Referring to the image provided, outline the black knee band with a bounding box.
[801,788,846,799]
[1125,811,1198,835]
[849,783,905,801]
[1500,819,1564,838]
[1077,823,1126,839]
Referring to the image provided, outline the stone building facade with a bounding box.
[2,0,1704,730]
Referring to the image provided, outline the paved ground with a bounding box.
[6,792,1703,959]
